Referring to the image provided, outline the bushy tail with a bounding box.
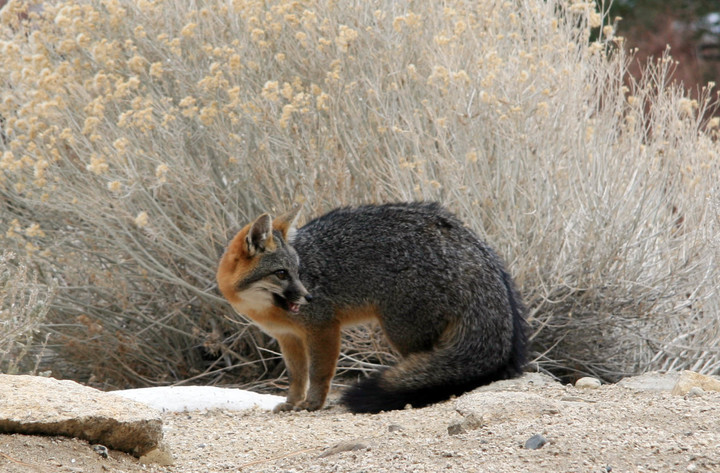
[341,271,527,414]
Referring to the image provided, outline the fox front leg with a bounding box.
[294,325,341,411]
[273,333,309,413]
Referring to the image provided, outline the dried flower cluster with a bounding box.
[0,0,718,386]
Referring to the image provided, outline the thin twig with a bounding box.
[0,451,48,473]
[237,446,322,470]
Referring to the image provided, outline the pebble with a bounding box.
[685,387,705,398]
[92,445,109,459]
[524,434,547,450]
[575,377,602,389]
[447,423,465,436]
[447,412,483,436]
[318,441,368,458]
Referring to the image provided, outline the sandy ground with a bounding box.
[1,374,719,473]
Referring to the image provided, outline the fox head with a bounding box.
[217,206,311,317]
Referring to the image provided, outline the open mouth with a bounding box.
[272,293,302,314]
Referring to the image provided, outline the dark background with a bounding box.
[608,0,720,92]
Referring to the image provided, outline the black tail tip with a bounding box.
[340,374,486,414]
[341,366,528,414]
[340,375,411,414]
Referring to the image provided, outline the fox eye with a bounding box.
[274,270,289,280]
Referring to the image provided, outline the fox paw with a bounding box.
[272,402,297,413]
[293,399,323,411]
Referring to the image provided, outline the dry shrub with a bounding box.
[0,251,53,374]
[0,0,718,388]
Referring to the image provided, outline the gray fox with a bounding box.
[217,202,527,413]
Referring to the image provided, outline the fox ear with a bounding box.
[273,204,301,243]
[245,213,274,256]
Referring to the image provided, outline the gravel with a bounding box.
[1,373,719,473]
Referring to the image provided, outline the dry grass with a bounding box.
[0,0,718,387]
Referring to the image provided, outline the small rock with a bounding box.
[524,434,547,450]
[575,377,602,389]
[92,444,109,459]
[671,370,720,396]
[388,424,404,432]
[447,423,465,436]
[448,411,485,436]
[458,413,483,430]
[139,446,175,466]
[318,441,367,458]
[686,387,705,398]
